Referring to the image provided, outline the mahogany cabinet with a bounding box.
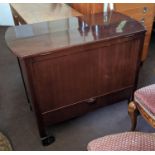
[5,11,145,145]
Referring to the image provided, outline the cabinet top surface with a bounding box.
[5,11,145,58]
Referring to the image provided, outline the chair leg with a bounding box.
[128,101,138,131]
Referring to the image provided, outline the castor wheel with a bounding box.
[41,136,55,146]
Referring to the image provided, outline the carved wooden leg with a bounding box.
[128,101,138,131]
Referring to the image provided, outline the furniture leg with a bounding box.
[41,134,55,146]
[38,126,55,146]
[128,101,138,131]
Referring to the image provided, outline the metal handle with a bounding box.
[143,7,148,13]
[85,98,96,104]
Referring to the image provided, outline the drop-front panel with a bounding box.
[5,11,146,145]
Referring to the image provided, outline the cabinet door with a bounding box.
[71,3,103,15]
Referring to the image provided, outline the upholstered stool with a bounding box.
[128,84,155,130]
[87,132,155,151]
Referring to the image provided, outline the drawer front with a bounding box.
[42,87,133,126]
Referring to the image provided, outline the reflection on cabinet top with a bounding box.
[10,3,82,24]
[5,11,145,58]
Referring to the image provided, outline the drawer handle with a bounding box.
[85,98,96,104]
[143,7,148,13]
[140,18,145,26]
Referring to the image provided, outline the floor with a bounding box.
[0,26,155,150]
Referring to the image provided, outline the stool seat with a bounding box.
[134,84,155,116]
[87,132,155,151]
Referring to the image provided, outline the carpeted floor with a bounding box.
[0,26,155,151]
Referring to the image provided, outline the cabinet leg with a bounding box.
[38,126,55,146]
[128,101,138,131]
[41,135,55,146]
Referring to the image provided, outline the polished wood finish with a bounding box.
[137,103,155,128]
[5,12,145,145]
[128,101,138,131]
[115,3,155,61]
[71,3,103,15]
[115,3,154,11]
[128,101,155,130]
[5,12,145,58]
[10,3,82,25]
[70,3,154,61]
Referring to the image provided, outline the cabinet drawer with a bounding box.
[115,4,154,12]
[42,87,133,126]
